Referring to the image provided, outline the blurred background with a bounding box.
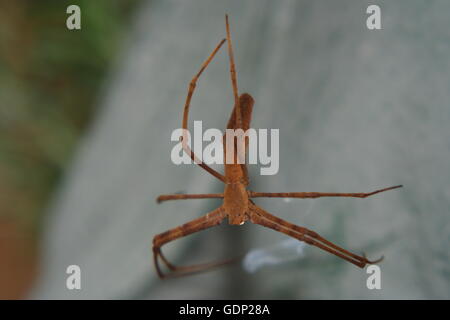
[0,0,139,298]
[1,0,450,299]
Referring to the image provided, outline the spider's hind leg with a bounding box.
[248,203,382,268]
[152,207,237,278]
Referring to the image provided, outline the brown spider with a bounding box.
[153,15,402,279]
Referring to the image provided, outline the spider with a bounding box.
[153,15,402,279]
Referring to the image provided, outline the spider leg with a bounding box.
[156,193,223,204]
[249,185,402,199]
[248,202,382,268]
[153,207,236,278]
[182,38,227,182]
[225,14,241,128]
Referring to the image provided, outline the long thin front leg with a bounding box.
[153,207,233,278]
[182,39,227,182]
[157,193,224,203]
[249,185,402,199]
[249,203,382,268]
[225,14,242,128]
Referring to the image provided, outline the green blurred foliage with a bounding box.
[0,0,141,235]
